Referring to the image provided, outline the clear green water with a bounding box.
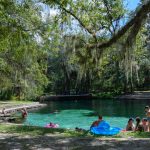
[24,99,150,130]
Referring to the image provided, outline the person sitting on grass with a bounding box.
[135,117,144,132]
[90,115,103,129]
[142,118,149,132]
[126,118,135,131]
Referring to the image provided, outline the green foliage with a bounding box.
[94,92,118,99]
[42,0,128,94]
[0,0,49,100]
[0,0,150,99]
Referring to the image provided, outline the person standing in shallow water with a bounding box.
[21,108,28,118]
[90,115,103,129]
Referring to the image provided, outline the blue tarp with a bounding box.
[90,120,121,135]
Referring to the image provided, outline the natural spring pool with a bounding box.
[24,99,150,130]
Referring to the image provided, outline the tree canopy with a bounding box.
[0,0,150,100]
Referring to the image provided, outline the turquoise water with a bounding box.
[24,99,150,130]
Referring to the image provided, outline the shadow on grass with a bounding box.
[0,124,95,138]
[1,133,150,150]
[1,124,150,138]
[113,131,150,138]
[0,125,67,136]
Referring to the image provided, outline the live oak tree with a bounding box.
[0,0,150,100]
[43,0,150,93]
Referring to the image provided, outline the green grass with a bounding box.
[0,100,36,109]
[0,124,91,137]
[0,124,67,136]
[0,100,33,104]
[0,124,150,138]
[115,131,150,138]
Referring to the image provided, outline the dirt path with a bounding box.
[0,133,150,150]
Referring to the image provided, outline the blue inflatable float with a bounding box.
[90,120,121,136]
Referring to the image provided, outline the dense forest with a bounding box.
[0,0,150,100]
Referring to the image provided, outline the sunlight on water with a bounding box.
[24,99,150,129]
[24,110,128,129]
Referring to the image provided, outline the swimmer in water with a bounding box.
[21,108,28,118]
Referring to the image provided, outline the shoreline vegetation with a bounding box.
[1,90,150,103]
[38,90,150,101]
[0,123,150,138]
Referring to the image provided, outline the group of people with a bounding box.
[126,106,150,132]
[89,105,150,132]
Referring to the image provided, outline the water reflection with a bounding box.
[35,99,150,118]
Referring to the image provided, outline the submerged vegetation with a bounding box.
[0,0,150,100]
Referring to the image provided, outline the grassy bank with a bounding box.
[0,100,33,104]
[0,124,150,138]
[0,100,37,110]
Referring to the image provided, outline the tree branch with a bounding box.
[44,0,98,42]
[88,0,150,49]
[102,0,116,33]
[59,3,98,42]
[44,0,150,50]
